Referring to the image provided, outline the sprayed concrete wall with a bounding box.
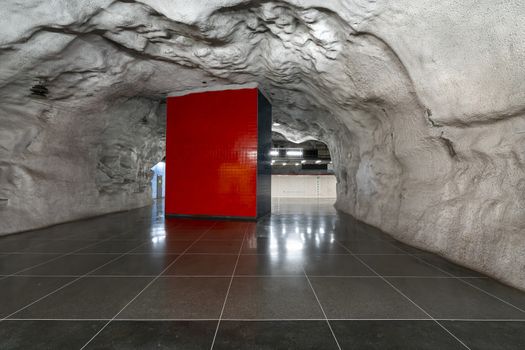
[0,0,524,290]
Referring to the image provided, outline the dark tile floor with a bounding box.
[1,198,525,349]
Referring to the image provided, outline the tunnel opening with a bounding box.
[270,131,336,213]
[150,158,166,200]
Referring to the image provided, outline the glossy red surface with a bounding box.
[165,88,259,218]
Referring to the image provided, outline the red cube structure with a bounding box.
[165,85,271,219]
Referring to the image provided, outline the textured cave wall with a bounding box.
[0,94,166,234]
[1,0,525,290]
[0,29,168,233]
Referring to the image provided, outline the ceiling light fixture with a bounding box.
[286,150,303,157]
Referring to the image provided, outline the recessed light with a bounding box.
[286,150,303,157]
[273,122,280,126]
[315,160,322,164]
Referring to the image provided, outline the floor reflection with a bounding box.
[1,198,524,349]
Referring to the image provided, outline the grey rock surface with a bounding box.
[0,0,524,290]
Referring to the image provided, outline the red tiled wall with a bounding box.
[165,88,259,218]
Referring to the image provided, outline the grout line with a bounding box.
[5,318,525,322]
[385,242,525,314]
[4,252,80,255]
[0,235,128,283]
[2,275,160,278]
[79,222,218,350]
[351,253,411,256]
[0,238,154,322]
[4,203,523,350]
[334,241,472,350]
[0,239,105,243]
[1,274,491,279]
[304,275,487,279]
[209,224,249,350]
[457,279,525,314]
[303,267,342,350]
[74,252,181,256]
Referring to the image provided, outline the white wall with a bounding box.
[271,175,336,198]
[151,162,166,198]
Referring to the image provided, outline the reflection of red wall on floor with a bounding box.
[165,88,258,218]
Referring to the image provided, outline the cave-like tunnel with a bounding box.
[1,1,525,348]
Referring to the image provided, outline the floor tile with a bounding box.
[388,241,429,254]
[309,277,428,319]
[12,277,152,319]
[77,240,146,253]
[241,237,348,255]
[0,320,104,350]
[332,223,388,242]
[85,321,217,350]
[26,240,101,253]
[241,237,282,254]
[160,231,208,240]
[253,225,272,238]
[387,277,525,319]
[235,254,304,276]
[111,231,157,240]
[200,229,246,241]
[0,276,73,317]
[0,254,60,274]
[90,254,179,276]
[187,240,243,254]
[213,221,249,231]
[357,255,448,277]
[4,198,525,349]
[442,321,525,350]
[131,239,194,253]
[301,241,349,255]
[19,254,121,275]
[118,277,230,319]
[223,277,323,319]
[339,240,405,254]
[460,278,525,311]
[71,231,121,241]
[3,229,81,241]
[331,320,464,349]
[416,253,486,277]
[160,227,215,240]
[304,255,374,276]
[164,254,237,276]
[213,321,339,349]
[0,240,50,253]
